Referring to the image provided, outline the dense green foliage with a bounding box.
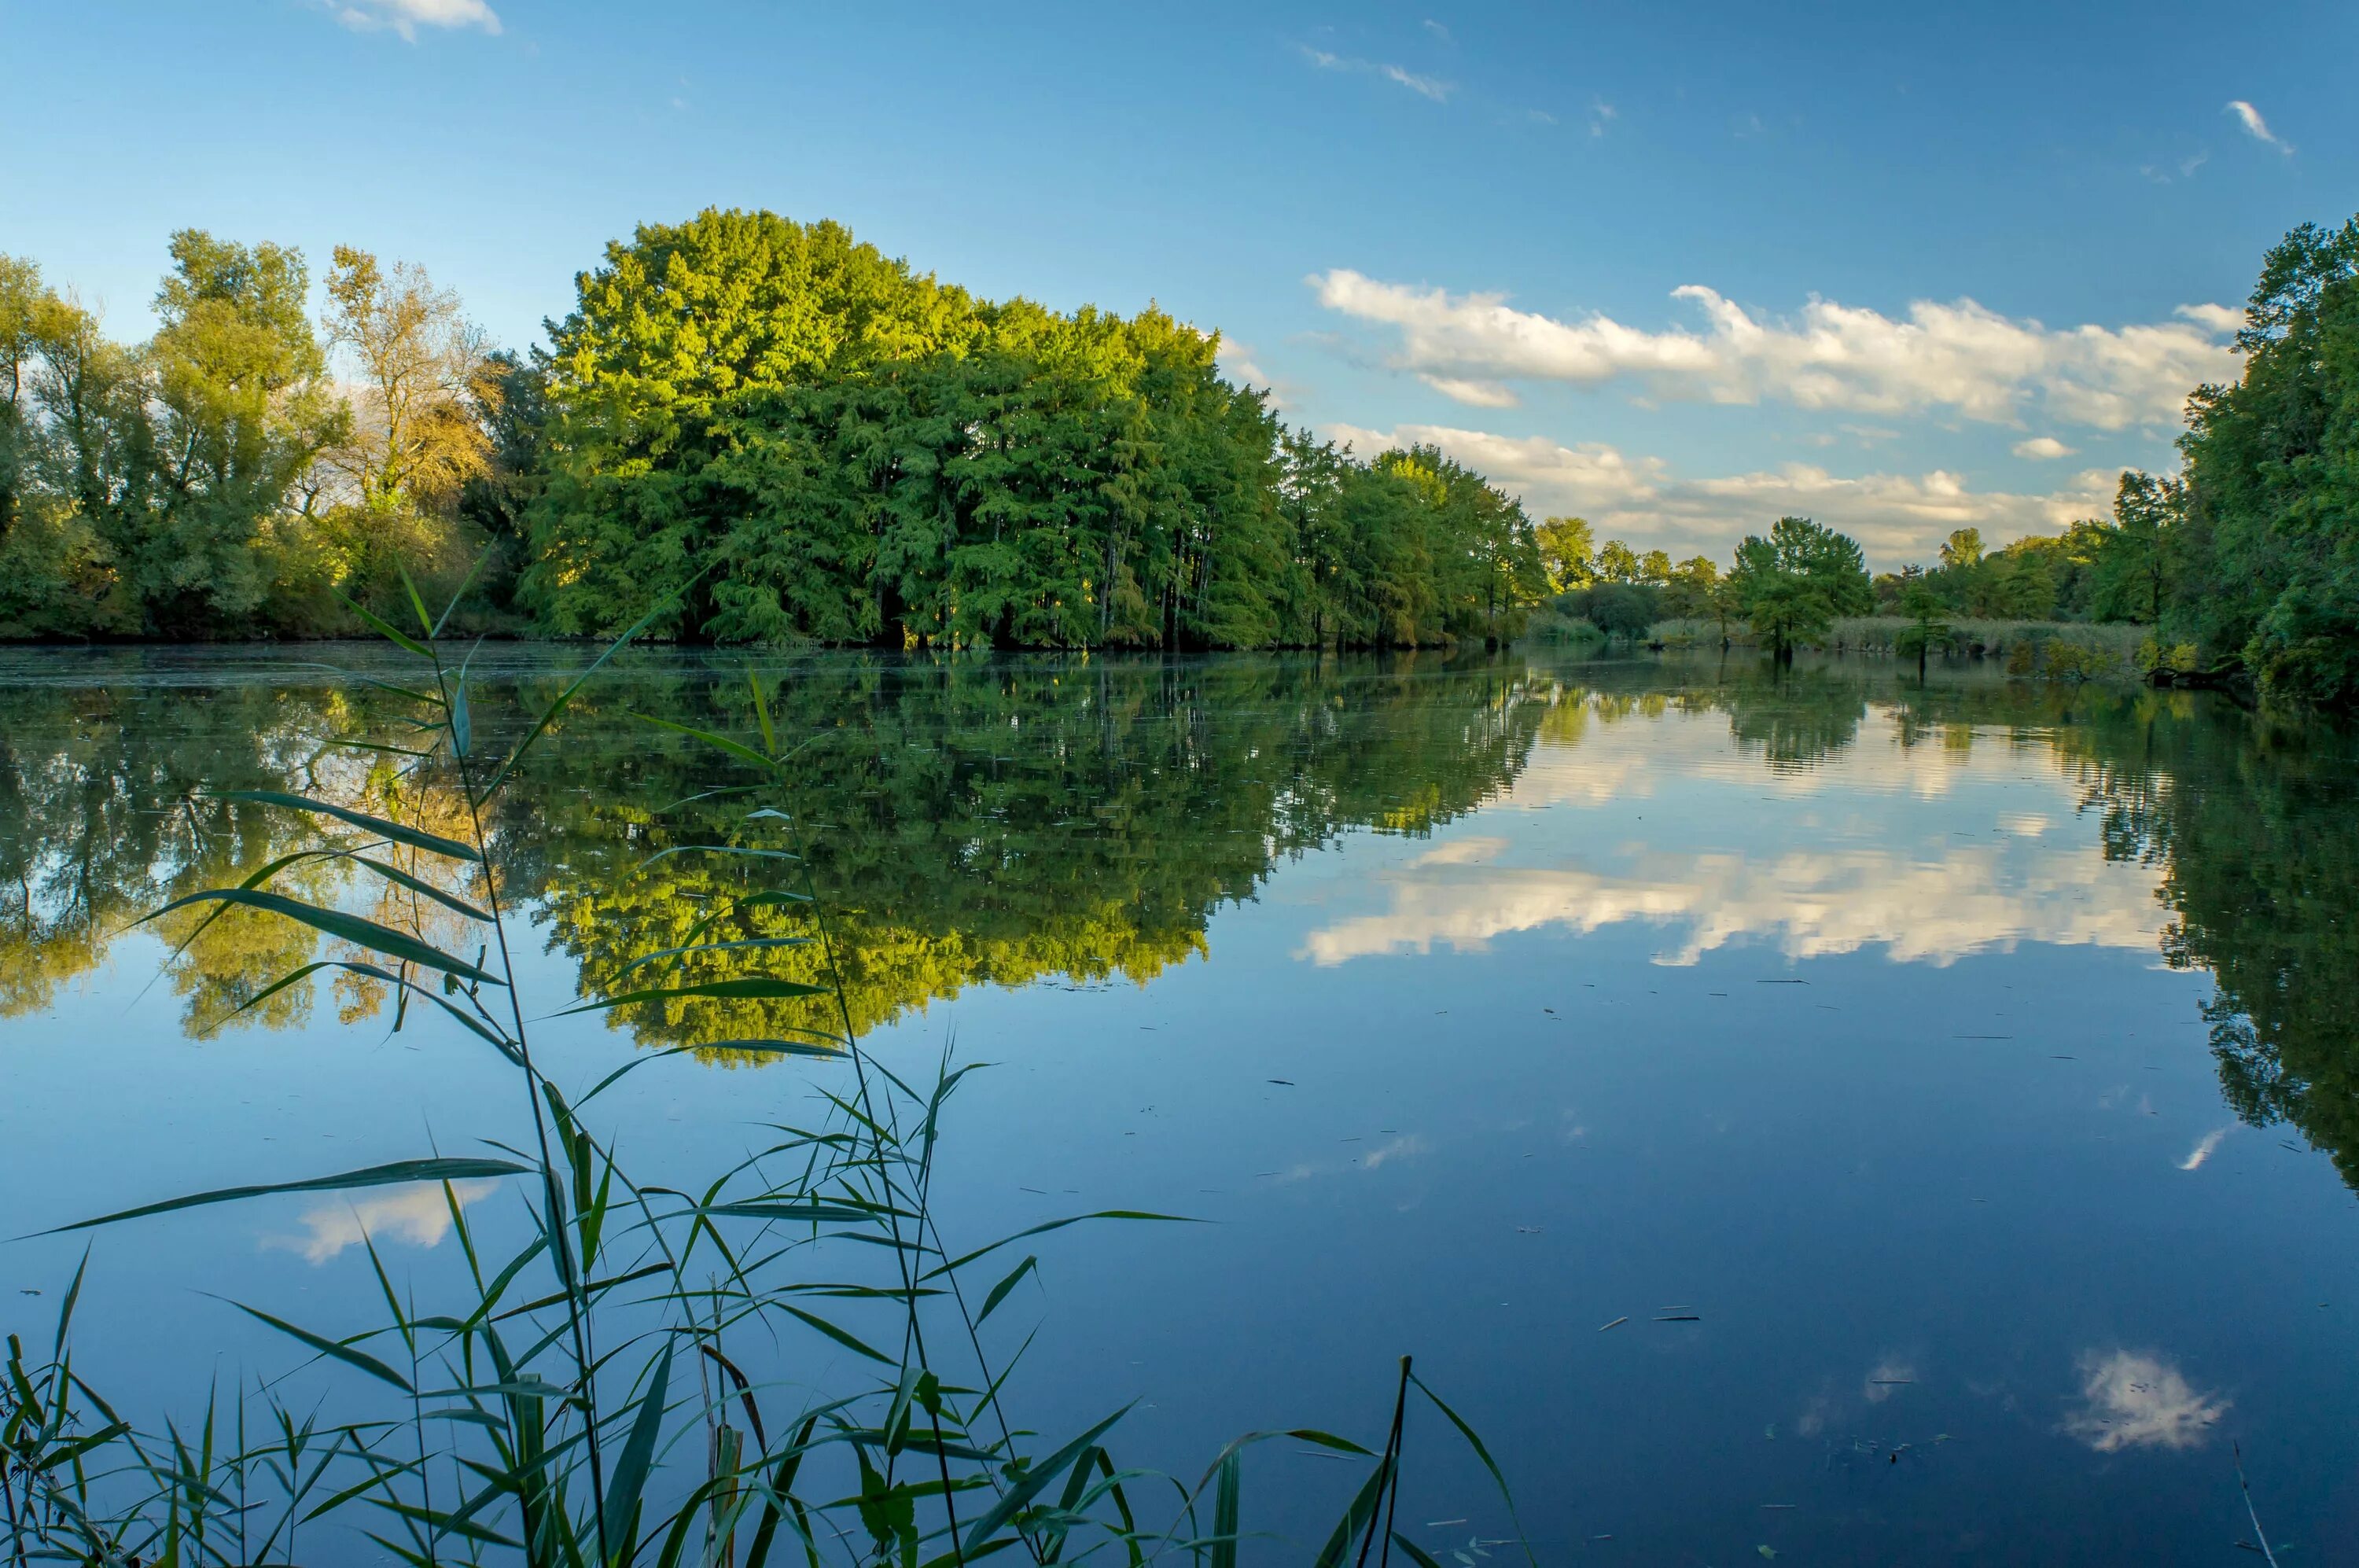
[2,212,1545,650]
[529,211,1542,649]
[1852,211,2359,705]
[2168,216,2359,703]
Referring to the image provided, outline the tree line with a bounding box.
[0,212,1547,650]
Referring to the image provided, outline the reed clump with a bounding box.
[0,572,1519,1568]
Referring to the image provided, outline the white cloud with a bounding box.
[2063,1350,2227,1452]
[1422,19,1453,43]
[1325,420,2120,565]
[1590,100,1617,137]
[331,0,501,39]
[1311,271,2239,431]
[2011,436,2076,459]
[2225,100,2291,155]
[1299,839,2164,968]
[1382,64,1453,101]
[2178,1126,2231,1170]
[1297,46,1453,101]
[1418,374,1518,407]
[2174,302,2243,335]
[265,1180,500,1264]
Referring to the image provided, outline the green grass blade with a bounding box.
[975,1257,1038,1327]
[479,591,686,802]
[1389,1533,1447,1568]
[601,1342,673,1561]
[333,588,433,657]
[928,1213,1200,1281]
[778,1305,894,1365]
[207,790,480,863]
[1409,1373,1533,1566]
[39,1158,530,1235]
[348,857,492,923]
[748,666,777,756]
[222,1303,414,1395]
[432,544,496,636]
[1209,1449,1240,1568]
[140,888,503,987]
[961,1405,1132,1554]
[1309,1455,1390,1568]
[629,712,780,773]
[549,977,830,1018]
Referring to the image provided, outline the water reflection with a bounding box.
[263,1177,499,1264]
[2,647,2355,1202]
[2062,1350,2229,1452]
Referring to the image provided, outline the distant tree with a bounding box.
[1939,527,1985,572]
[1594,538,1640,583]
[1536,515,1594,592]
[1638,547,1673,585]
[1572,580,1660,639]
[322,246,493,513]
[139,230,343,635]
[2093,470,2179,624]
[1661,554,1719,620]
[1896,583,1952,679]
[1724,517,1869,661]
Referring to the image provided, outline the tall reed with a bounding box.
[2,571,1522,1567]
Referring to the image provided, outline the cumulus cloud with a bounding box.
[2063,1350,2227,1452]
[329,0,501,39]
[1325,420,2121,565]
[2012,436,2076,459]
[1312,271,2239,430]
[1297,46,1453,101]
[264,1180,500,1264]
[2225,101,2291,154]
[1300,839,2164,968]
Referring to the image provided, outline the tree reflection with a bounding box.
[5,648,2353,1200]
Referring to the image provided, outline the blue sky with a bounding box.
[4,0,2353,565]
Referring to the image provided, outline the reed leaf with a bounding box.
[39,1158,530,1235]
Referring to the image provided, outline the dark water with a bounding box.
[2,645,2356,1562]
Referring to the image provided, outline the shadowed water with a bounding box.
[2,644,2354,1562]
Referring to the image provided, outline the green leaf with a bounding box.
[433,543,496,637]
[208,789,481,863]
[333,587,433,657]
[398,565,435,637]
[1210,1448,1241,1568]
[748,666,777,756]
[450,675,472,759]
[602,1342,672,1559]
[630,712,779,773]
[39,1157,529,1235]
[975,1256,1038,1327]
[1309,1455,1390,1568]
[1410,1372,1533,1567]
[479,589,689,801]
[139,888,502,987]
[550,977,830,1018]
[1390,1533,1448,1568]
[224,1302,414,1394]
[961,1406,1132,1554]
[928,1211,1200,1281]
[778,1305,896,1364]
[350,856,492,924]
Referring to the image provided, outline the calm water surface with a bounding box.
[2,646,2355,1562]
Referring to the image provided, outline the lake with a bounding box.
[2,644,2355,1562]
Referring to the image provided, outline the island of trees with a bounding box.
[4,207,2357,703]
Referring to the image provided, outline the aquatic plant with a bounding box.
[0,573,1522,1567]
